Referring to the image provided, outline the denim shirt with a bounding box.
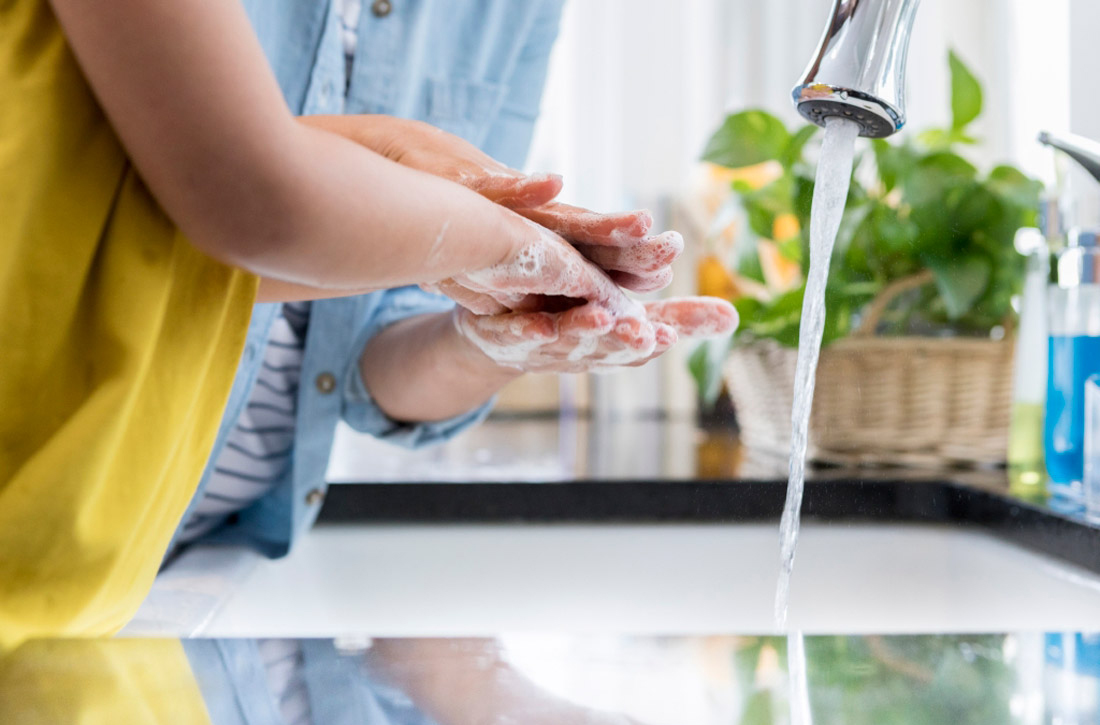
[171,0,565,558]
[183,639,439,725]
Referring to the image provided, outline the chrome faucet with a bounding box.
[1039,131,1100,185]
[792,0,922,138]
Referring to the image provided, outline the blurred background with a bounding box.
[328,0,1099,484]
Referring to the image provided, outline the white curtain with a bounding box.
[528,0,1077,210]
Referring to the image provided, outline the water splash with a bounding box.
[775,117,861,632]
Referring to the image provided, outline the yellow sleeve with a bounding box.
[0,0,257,647]
[0,639,214,725]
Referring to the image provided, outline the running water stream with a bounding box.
[774,117,861,725]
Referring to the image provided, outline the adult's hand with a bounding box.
[299,115,681,293]
[455,296,738,374]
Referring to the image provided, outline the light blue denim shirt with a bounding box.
[183,639,439,725]
[172,0,565,558]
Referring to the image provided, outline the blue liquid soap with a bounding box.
[1045,335,1100,491]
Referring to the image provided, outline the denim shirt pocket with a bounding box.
[424,77,507,145]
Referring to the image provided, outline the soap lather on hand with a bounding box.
[301,114,736,371]
[447,217,737,373]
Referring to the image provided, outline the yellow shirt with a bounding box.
[0,639,213,724]
[0,1,257,647]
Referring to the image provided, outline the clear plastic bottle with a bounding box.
[1044,230,1100,499]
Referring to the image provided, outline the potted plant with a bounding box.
[690,52,1042,467]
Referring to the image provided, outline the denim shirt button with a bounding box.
[315,372,337,394]
[371,0,392,18]
[305,488,325,506]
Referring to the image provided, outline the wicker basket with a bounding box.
[723,271,1016,468]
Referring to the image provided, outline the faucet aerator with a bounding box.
[793,0,921,139]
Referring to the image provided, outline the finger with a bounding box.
[643,297,739,338]
[558,303,614,336]
[435,279,510,315]
[576,231,684,275]
[610,267,675,294]
[611,315,658,354]
[476,172,564,209]
[654,321,679,347]
[625,322,678,367]
[517,203,653,246]
[535,305,614,366]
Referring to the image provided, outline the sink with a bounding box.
[187,522,1100,637]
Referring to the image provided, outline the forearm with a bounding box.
[50,0,528,291]
[358,312,522,423]
[244,126,536,289]
[366,638,619,725]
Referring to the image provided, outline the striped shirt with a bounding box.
[177,301,311,544]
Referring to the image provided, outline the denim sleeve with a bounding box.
[478,0,566,169]
[340,286,494,449]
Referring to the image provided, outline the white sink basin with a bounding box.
[174,522,1100,637]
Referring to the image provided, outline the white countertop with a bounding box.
[142,522,1100,638]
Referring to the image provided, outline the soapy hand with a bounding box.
[455,296,738,374]
[514,204,683,293]
[298,115,680,291]
[435,218,650,316]
[300,114,734,374]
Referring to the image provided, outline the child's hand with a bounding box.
[299,115,681,292]
[436,219,647,317]
[454,296,738,374]
[515,205,683,294]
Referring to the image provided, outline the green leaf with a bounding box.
[949,50,982,131]
[952,183,1004,238]
[903,152,978,207]
[735,174,795,239]
[928,256,992,319]
[702,110,791,168]
[777,236,803,263]
[917,127,980,151]
[688,340,731,407]
[872,139,916,191]
[744,199,777,239]
[987,164,1043,212]
[739,288,804,347]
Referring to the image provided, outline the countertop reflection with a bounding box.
[328,412,1014,485]
[327,411,1072,517]
[5,634,1098,724]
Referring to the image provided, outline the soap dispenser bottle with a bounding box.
[1038,132,1100,498]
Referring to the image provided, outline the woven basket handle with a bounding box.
[851,269,935,338]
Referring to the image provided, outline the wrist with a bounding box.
[446,309,526,383]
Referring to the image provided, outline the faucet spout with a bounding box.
[792,0,922,138]
[1039,131,1100,185]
